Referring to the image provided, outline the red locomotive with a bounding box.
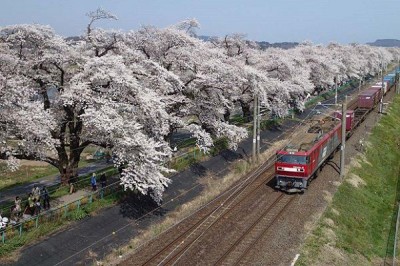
[275,118,341,192]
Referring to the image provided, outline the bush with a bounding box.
[260,119,281,130]
[209,138,229,156]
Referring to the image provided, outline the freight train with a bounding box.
[275,70,399,193]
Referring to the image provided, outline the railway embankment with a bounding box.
[298,95,400,265]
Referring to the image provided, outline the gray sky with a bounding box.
[0,0,399,44]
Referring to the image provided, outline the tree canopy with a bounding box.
[1,10,399,202]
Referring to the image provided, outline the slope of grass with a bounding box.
[298,95,400,265]
[0,163,59,191]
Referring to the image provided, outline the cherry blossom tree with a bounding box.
[209,34,273,120]
[0,21,175,202]
[290,42,342,90]
[253,47,313,113]
[126,24,248,149]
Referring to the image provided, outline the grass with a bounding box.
[176,138,197,149]
[168,137,229,172]
[0,221,63,259]
[230,114,248,125]
[0,163,59,191]
[260,117,282,130]
[297,95,400,265]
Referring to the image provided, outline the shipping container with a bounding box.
[334,110,354,131]
[358,88,381,109]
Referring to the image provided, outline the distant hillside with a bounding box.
[367,39,400,47]
[65,36,82,42]
[198,35,298,50]
[256,41,299,50]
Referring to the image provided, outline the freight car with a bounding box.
[357,87,381,109]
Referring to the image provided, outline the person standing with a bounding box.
[25,193,35,215]
[11,196,22,221]
[42,186,50,210]
[91,173,97,191]
[33,198,41,215]
[14,196,21,214]
[69,175,77,194]
[32,184,41,202]
[100,173,107,188]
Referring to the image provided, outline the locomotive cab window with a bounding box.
[277,155,307,165]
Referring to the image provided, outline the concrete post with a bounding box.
[252,95,257,162]
[256,97,261,161]
[340,96,347,179]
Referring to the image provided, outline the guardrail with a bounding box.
[0,180,123,244]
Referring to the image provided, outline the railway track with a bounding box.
[215,193,296,265]
[128,157,279,265]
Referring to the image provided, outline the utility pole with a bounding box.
[256,97,261,161]
[397,70,400,95]
[379,64,384,113]
[397,59,400,94]
[340,96,347,179]
[252,94,258,162]
[334,76,338,105]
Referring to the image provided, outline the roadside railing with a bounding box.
[0,180,123,244]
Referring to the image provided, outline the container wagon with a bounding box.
[358,87,381,109]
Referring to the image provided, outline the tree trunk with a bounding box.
[223,108,231,122]
[57,105,87,185]
[59,160,77,184]
[240,101,251,122]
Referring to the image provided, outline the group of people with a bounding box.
[23,185,50,217]
[0,185,50,229]
[90,173,107,191]
[2,172,108,230]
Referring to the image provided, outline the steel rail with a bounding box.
[139,158,276,265]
